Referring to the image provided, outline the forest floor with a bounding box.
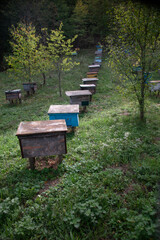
[0,49,160,240]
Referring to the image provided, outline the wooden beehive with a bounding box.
[87,72,98,78]
[149,80,160,93]
[23,82,37,94]
[16,120,67,159]
[82,78,99,85]
[80,84,96,94]
[88,64,100,72]
[95,51,102,56]
[48,105,79,127]
[65,90,92,106]
[5,89,21,103]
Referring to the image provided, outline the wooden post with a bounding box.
[72,127,76,132]
[82,106,87,112]
[29,157,35,170]
[58,155,63,164]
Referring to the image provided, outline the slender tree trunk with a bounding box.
[58,69,62,97]
[29,65,31,83]
[139,76,145,121]
[42,72,46,85]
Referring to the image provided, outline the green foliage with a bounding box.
[107,1,160,121]
[47,22,79,96]
[6,22,39,83]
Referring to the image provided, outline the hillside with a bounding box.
[0,49,160,240]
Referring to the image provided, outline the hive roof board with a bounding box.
[16,120,67,136]
[65,90,92,97]
[48,104,79,114]
[88,64,100,68]
[82,78,99,82]
[5,89,21,93]
[80,84,96,88]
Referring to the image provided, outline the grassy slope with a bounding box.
[0,49,160,240]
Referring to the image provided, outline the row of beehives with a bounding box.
[16,45,103,170]
[5,82,37,103]
[5,49,81,103]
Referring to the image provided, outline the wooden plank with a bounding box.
[16,120,67,136]
[48,104,79,114]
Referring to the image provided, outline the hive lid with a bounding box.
[16,120,67,136]
[80,84,96,87]
[88,65,100,68]
[82,78,99,81]
[5,89,21,93]
[65,90,92,97]
[48,104,79,114]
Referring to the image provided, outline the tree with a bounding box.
[71,0,88,46]
[47,23,79,97]
[6,22,39,83]
[107,1,160,121]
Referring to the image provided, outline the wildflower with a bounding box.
[124,132,130,138]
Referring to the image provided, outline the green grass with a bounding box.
[0,49,160,240]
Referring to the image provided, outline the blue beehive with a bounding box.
[144,72,152,84]
[48,105,79,127]
[94,59,102,63]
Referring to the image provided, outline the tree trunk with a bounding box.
[139,76,145,121]
[29,157,35,170]
[42,72,46,85]
[139,99,144,121]
[29,65,31,83]
[58,69,62,97]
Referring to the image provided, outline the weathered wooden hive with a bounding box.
[65,90,92,106]
[5,89,21,103]
[23,82,37,94]
[80,84,96,94]
[16,120,67,159]
[87,72,98,78]
[88,64,100,72]
[82,78,99,85]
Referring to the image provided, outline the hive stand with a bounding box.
[16,120,67,170]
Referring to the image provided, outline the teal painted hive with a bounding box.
[48,105,79,127]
